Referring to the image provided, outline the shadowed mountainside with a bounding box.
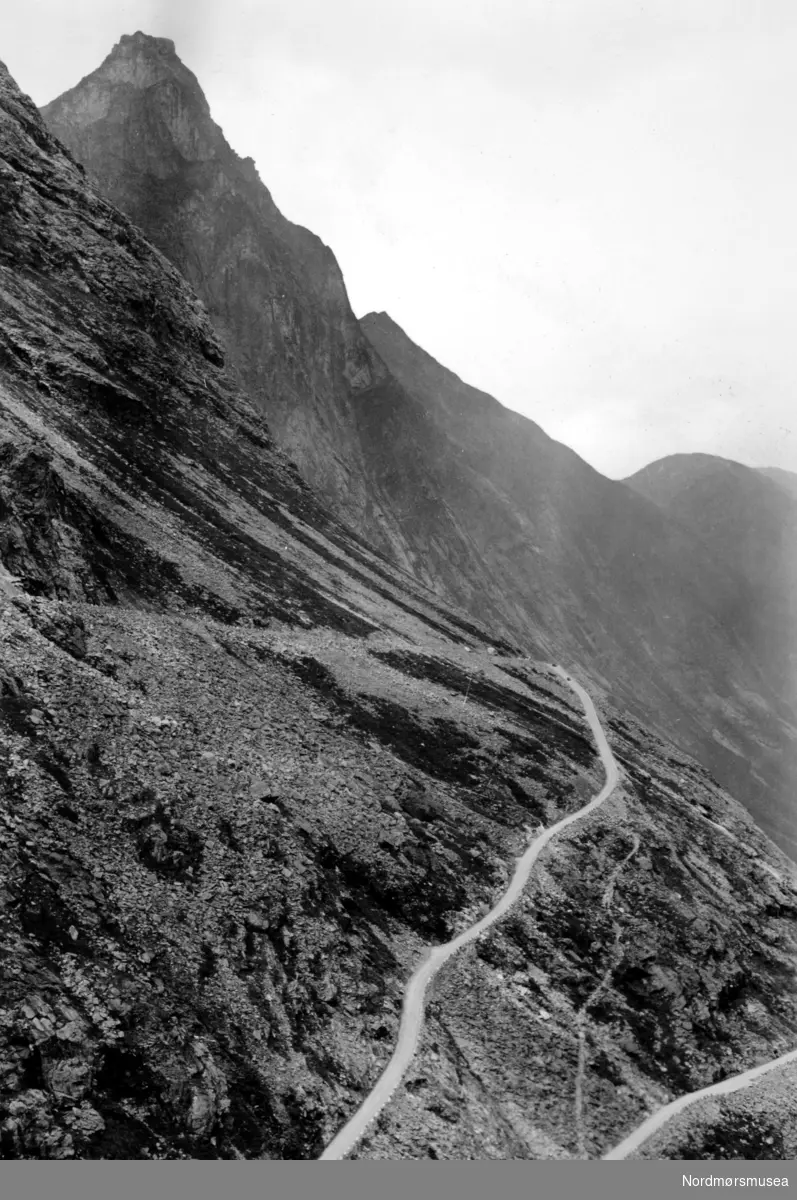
[361,315,797,862]
[758,466,797,503]
[625,454,797,710]
[2,54,797,1160]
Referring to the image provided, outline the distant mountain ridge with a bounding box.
[40,32,797,861]
[759,464,797,502]
[625,453,797,712]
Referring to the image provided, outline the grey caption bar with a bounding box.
[1,1160,795,1200]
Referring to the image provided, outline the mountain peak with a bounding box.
[94,30,190,91]
[116,30,177,57]
[43,31,219,171]
[91,29,201,99]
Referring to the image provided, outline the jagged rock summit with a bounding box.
[46,32,244,176]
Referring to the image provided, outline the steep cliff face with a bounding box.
[40,32,399,556]
[2,57,797,1161]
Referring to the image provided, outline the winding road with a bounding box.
[603,1046,797,1159]
[320,666,620,1160]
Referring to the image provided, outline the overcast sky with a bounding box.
[5,1,797,478]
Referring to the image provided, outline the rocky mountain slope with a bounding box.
[625,455,797,711]
[627,1058,797,1160]
[758,466,797,503]
[361,316,797,863]
[2,56,797,1161]
[40,33,797,866]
